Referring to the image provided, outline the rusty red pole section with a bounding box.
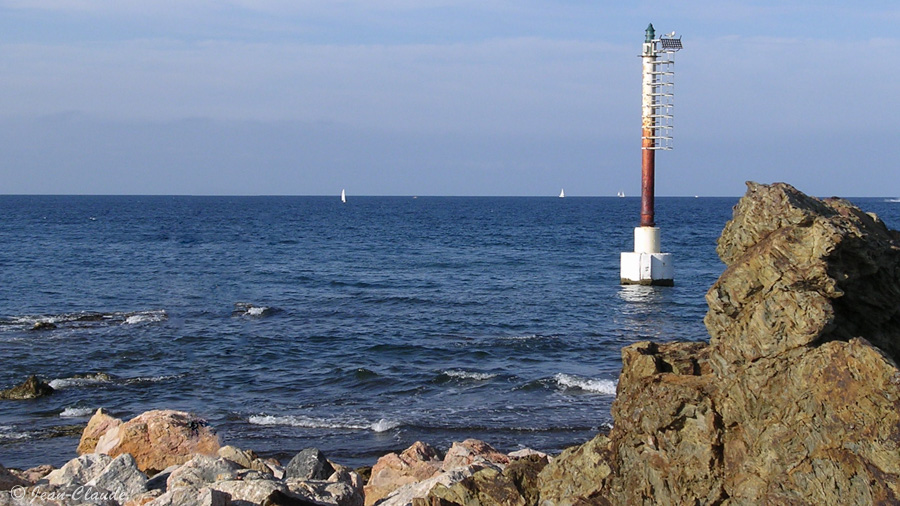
[641,129,655,227]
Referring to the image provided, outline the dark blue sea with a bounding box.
[2,195,898,470]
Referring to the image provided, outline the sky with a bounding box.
[0,1,898,196]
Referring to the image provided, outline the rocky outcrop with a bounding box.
[0,375,54,400]
[534,182,900,504]
[93,410,221,475]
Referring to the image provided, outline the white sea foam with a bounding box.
[60,407,94,418]
[370,418,401,432]
[249,414,400,432]
[246,306,268,316]
[123,310,168,325]
[124,374,182,384]
[554,373,617,395]
[0,426,29,441]
[443,370,497,381]
[49,375,112,389]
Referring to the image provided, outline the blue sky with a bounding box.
[1,1,898,196]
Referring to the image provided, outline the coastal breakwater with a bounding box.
[2,182,900,504]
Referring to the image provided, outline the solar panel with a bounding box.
[660,38,683,50]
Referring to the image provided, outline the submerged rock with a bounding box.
[0,375,54,400]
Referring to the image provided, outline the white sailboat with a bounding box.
[617,191,625,198]
[341,189,346,203]
[559,189,565,198]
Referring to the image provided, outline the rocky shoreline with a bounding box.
[3,182,900,504]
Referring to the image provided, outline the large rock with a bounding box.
[94,410,221,474]
[78,408,123,455]
[85,454,148,502]
[560,182,900,504]
[46,453,114,487]
[426,467,525,506]
[364,441,443,506]
[285,448,335,481]
[0,375,54,400]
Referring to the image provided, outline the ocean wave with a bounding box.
[0,425,29,441]
[441,370,497,381]
[123,374,184,384]
[233,303,279,317]
[60,407,95,418]
[1,310,167,331]
[553,373,617,395]
[249,414,400,433]
[49,373,113,389]
[122,310,168,325]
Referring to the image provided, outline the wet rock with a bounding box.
[94,410,221,475]
[31,321,57,330]
[0,375,54,400]
[284,447,334,481]
[78,408,122,455]
[364,441,443,506]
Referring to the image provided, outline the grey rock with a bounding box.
[211,478,288,506]
[0,464,28,491]
[145,486,230,506]
[285,448,334,481]
[166,455,239,491]
[45,454,113,487]
[85,453,147,502]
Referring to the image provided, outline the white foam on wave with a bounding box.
[123,310,168,325]
[60,407,94,418]
[443,370,497,381]
[554,373,617,395]
[249,414,400,432]
[247,306,268,316]
[49,375,112,389]
[124,374,183,384]
[0,426,29,441]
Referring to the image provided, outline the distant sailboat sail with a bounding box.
[559,189,565,198]
[341,189,346,203]
[617,191,625,198]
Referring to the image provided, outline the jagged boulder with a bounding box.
[0,375,54,400]
[530,182,900,504]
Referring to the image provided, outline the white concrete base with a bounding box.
[620,252,674,286]
[634,226,661,254]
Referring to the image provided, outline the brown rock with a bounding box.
[0,375,54,400]
[94,410,221,475]
[574,182,900,504]
[536,434,612,505]
[364,441,443,506]
[427,467,524,506]
[78,408,123,454]
[10,464,54,484]
[441,439,509,471]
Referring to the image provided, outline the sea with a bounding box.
[2,195,898,470]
